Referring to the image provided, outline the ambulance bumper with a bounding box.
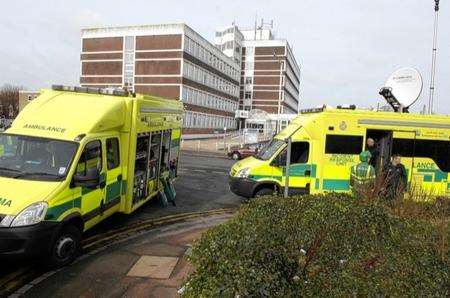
[0,222,59,258]
[229,176,256,198]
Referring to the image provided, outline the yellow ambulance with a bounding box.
[229,106,450,198]
[0,86,183,266]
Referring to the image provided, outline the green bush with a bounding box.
[184,194,450,297]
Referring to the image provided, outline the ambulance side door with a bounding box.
[73,139,105,229]
[272,141,312,194]
[103,136,123,214]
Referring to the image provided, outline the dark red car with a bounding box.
[228,143,264,160]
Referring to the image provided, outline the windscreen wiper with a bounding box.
[0,167,20,172]
[14,172,61,178]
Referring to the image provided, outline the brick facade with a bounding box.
[81,24,240,135]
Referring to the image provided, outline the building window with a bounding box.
[245,77,253,85]
[244,92,252,99]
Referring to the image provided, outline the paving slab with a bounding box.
[127,256,179,279]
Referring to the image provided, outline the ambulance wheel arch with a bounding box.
[253,182,280,197]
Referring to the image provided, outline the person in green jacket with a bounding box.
[350,150,376,197]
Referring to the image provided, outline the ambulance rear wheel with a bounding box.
[47,225,82,268]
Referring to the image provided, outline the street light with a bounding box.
[428,0,440,114]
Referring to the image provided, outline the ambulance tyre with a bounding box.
[254,187,274,198]
[47,225,82,268]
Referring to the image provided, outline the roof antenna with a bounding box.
[428,0,440,114]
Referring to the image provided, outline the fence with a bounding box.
[181,130,273,153]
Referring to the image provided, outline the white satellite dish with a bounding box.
[380,68,423,111]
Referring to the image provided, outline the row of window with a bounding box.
[181,86,238,113]
[184,36,240,81]
[324,135,450,172]
[215,27,235,37]
[216,41,235,51]
[123,36,135,88]
[183,61,239,97]
[183,111,237,129]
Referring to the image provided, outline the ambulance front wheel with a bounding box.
[254,187,274,198]
[47,225,82,268]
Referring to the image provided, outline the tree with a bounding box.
[0,84,22,118]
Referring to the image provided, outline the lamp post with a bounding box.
[428,0,440,114]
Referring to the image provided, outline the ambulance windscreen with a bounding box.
[0,134,78,181]
[255,139,285,161]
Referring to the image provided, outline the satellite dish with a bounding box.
[380,68,423,112]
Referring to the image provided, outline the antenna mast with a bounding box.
[428,0,440,114]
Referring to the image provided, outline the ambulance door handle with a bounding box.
[117,174,122,182]
[304,170,311,177]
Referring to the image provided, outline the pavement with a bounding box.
[0,152,242,296]
[18,213,234,297]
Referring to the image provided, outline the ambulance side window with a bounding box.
[325,135,363,154]
[277,142,310,165]
[106,138,120,170]
[77,140,102,176]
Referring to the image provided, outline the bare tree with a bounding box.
[0,84,22,118]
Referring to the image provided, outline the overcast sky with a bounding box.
[0,0,448,114]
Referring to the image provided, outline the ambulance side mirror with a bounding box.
[72,169,100,189]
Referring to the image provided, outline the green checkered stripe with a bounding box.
[45,179,127,221]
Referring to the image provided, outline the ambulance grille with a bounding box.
[230,168,237,176]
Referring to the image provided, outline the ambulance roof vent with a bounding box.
[379,68,423,112]
[52,85,135,97]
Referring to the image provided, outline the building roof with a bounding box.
[81,23,239,68]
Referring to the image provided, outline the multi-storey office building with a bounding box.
[80,24,240,134]
[215,26,301,115]
[214,25,244,65]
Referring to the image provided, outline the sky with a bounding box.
[0,0,449,114]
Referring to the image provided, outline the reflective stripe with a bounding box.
[358,119,450,129]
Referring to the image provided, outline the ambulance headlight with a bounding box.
[10,202,48,227]
[236,167,251,178]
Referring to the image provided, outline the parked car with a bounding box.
[228,143,266,160]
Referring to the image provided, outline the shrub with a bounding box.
[184,194,450,297]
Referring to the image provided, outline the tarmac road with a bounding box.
[0,152,241,288]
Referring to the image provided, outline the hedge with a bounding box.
[184,194,450,297]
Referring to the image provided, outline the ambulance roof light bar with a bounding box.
[52,85,134,97]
